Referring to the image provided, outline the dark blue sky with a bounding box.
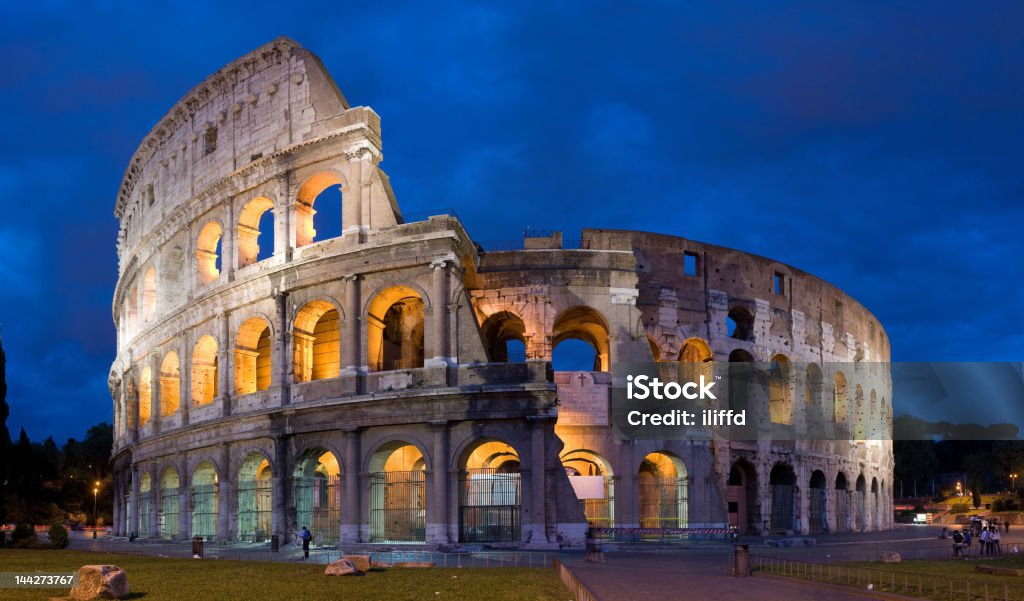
[0,2,1021,443]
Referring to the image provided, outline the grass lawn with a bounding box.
[0,549,570,601]
[758,553,1024,601]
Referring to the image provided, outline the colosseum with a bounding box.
[109,37,893,549]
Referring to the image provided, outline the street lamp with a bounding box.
[1012,473,1018,492]
[93,482,100,539]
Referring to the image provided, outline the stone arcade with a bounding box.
[109,37,893,548]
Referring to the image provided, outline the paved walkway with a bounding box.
[561,551,878,601]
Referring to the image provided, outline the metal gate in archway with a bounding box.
[138,491,152,537]
[856,491,867,531]
[369,471,425,542]
[459,468,521,543]
[159,487,179,538]
[770,484,794,532]
[237,479,272,542]
[293,475,341,544]
[638,476,688,528]
[809,488,827,534]
[835,492,850,532]
[191,484,218,540]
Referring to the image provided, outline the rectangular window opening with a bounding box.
[204,128,218,156]
[683,252,698,277]
[774,272,785,296]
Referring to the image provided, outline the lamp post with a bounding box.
[1012,473,1018,493]
[93,481,100,539]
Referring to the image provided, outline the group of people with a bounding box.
[951,521,1005,558]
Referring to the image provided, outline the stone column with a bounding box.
[129,465,140,537]
[525,416,550,544]
[180,336,191,426]
[341,429,361,544]
[218,313,232,416]
[276,174,293,260]
[272,435,290,543]
[275,292,291,405]
[217,445,231,543]
[343,151,364,236]
[112,472,121,536]
[148,464,159,538]
[179,457,190,539]
[342,275,361,375]
[427,259,451,367]
[150,355,162,435]
[427,421,450,544]
[223,197,235,281]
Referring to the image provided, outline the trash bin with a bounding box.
[192,536,204,558]
[270,534,279,552]
[732,544,750,577]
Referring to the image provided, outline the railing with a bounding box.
[750,554,1019,601]
[553,557,603,601]
[399,208,459,223]
[590,527,736,544]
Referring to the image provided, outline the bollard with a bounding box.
[192,536,204,558]
[733,544,750,576]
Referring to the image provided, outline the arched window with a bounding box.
[679,338,713,390]
[293,301,340,382]
[368,442,426,542]
[142,267,157,322]
[561,449,614,528]
[293,449,341,545]
[235,318,272,394]
[158,467,180,538]
[368,287,424,372]
[638,452,687,528]
[192,335,219,406]
[237,197,275,266]
[139,365,153,426]
[805,364,823,429]
[191,461,219,540]
[237,453,272,542]
[459,439,522,543]
[769,464,796,532]
[552,306,610,372]
[296,173,345,247]
[769,354,793,424]
[833,371,848,423]
[480,311,527,363]
[159,352,180,417]
[196,222,223,285]
[726,306,754,341]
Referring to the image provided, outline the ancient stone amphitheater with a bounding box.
[109,38,893,548]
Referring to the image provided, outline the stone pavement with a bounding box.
[560,550,877,601]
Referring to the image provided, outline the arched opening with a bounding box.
[727,460,758,534]
[195,221,223,285]
[480,311,527,363]
[368,286,424,372]
[871,476,879,531]
[158,467,180,539]
[368,443,426,543]
[835,472,851,532]
[728,349,755,415]
[562,449,614,528]
[142,267,157,323]
[769,354,793,424]
[679,338,713,392]
[855,474,867,531]
[854,384,865,438]
[638,452,687,529]
[809,470,827,534]
[125,284,138,335]
[160,245,186,309]
[191,335,218,406]
[868,390,879,438]
[769,463,796,533]
[159,352,180,417]
[139,365,153,427]
[293,301,340,382]
[458,439,522,543]
[726,306,754,341]
[235,318,272,394]
[833,371,848,423]
[237,197,275,266]
[805,364,823,430]
[191,461,219,540]
[647,335,661,362]
[237,453,272,542]
[296,172,345,248]
[292,449,341,545]
[552,306,610,372]
[138,472,152,537]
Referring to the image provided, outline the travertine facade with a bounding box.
[109,38,892,548]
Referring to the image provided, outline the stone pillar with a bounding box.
[342,275,361,374]
[341,429,361,544]
[272,435,290,543]
[525,417,549,545]
[148,464,159,538]
[218,313,232,417]
[112,472,121,536]
[223,197,235,281]
[217,445,231,543]
[427,421,450,544]
[179,458,190,539]
[797,464,809,535]
[617,443,637,528]
[427,259,451,367]
[276,174,292,261]
[275,292,291,405]
[129,465,140,537]
[180,337,191,426]
[343,152,363,236]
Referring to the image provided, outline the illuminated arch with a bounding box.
[367,286,425,372]
[237,197,275,266]
[292,449,342,544]
[158,466,180,538]
[480,311,527,362]
[237,452,273,542]
[196,221,223,285]
[293,300,341,382]
[191,335,219,406]
[833,371,848,423]
[142,267,157,322]
[638,451,687,528]
[139,365,153,426]
[367,441,427,542]
[235,317,272,394]
[158,352,180,417]
[191,461,219,540]
[561,449,615,528]
[296,172,346,247]
[552,305,610,372]
[769,354,793,424]
[679,338,713,391]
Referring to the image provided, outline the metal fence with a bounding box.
[459,468,521,543]
[369,470,426,543]
[751,553,1020,601]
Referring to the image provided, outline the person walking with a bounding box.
[953,529,964,558]
[300,526,312,560]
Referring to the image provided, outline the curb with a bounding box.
[753,571,927,601]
